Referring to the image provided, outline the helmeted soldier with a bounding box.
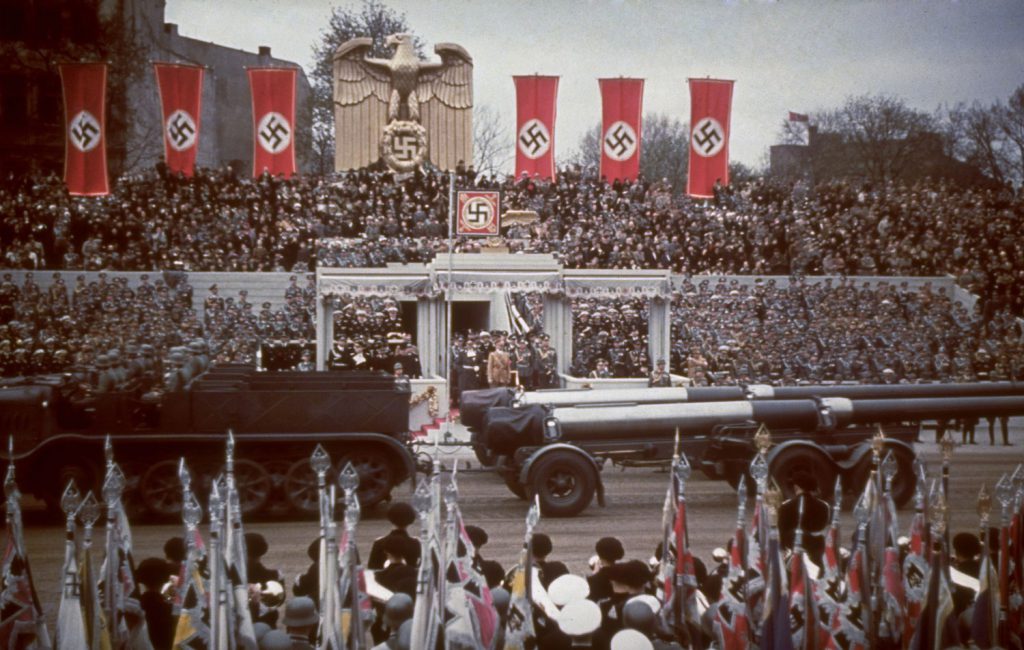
[163,350,187,393]
[94,354,117,393]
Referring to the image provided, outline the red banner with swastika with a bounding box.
[60,63,109,196]
[457,191,501,236]
[599,78,644,182]
[154,63,204,177]
[514,76,558,181]
[248,68,297,178]
[687,78,734,198]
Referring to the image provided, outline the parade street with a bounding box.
[22,421,1024,625]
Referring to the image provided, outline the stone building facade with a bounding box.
[0,0,311,177]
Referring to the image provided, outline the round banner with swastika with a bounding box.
[165,109,198,152]
[603,121,638,162]
[691,117,725,158]
[518,119,551,160]
[457,190,501,236]
[68,110,102,153]
[257,111,292,154]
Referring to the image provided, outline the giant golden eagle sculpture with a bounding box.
[333,34,473,173]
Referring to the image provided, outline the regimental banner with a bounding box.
[154,63,204,177]
[247,67,297,178]
[687,78,734,198]
[60,63,109,196]
[513,75,558,181]
[456,191,501,236]
[599,78,644,182]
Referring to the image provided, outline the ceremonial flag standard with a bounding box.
[903,509,929,641]
[598,78,644,182]
[713,522,749,650]
[456,190,501,236]
[154,63,203,177]
[972,536,999,649]
[513,76,558,181]
[248,67,297,178]
[761,531,794,650]
[686,78,734,198]
[60,63,109,196]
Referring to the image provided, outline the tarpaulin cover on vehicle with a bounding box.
[460,388,514,430]
[480,404,547,456]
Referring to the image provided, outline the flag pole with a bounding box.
[446,170,455,443]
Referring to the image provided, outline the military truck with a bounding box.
[464,384,1024,517]
[0,366,416,518]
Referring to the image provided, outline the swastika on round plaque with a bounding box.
[69,111,102,153]
[691,117,725,158]
[518,119,551,160]
[603,121,638,161]
[257,111,292,154]
[166,110,198,152]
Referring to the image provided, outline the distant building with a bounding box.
[770,126,995,188]
[0,0,311,178]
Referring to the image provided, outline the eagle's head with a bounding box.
[385,33,412,50]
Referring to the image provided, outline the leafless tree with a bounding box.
[568,113,689,191]
[994,85,1024,186]
[473,104,512,178]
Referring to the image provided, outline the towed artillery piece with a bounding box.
[0,366,416,518]
[463,383,1024,517]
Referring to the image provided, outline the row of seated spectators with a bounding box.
[671,277,1024,385]
[0,271,422,380]
[2,166,1021,323]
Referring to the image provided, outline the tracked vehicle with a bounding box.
[0,366,416,518]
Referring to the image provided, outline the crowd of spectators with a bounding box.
[570,297,650,378]
[3,164,1023,382]
[3,166,1021,320]
[671,276,1024,385]
[327,294,421,377]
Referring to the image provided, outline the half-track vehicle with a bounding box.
[0,366,416,518]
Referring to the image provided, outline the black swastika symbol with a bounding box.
[604,124,635,158]
[392,134,420,162]
[259,116,289,151]
[168,114,195,148]
[519,122,548,156]
[72,116,99,149]
[693,120,723,155]
[466,201,492,226]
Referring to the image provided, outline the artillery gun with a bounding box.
[0,366,416,518]
[465,384,1024,517]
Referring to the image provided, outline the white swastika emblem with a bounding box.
[603,120,638,161]
[257,111,291,154]
[518,119,550,160]
[166,109,197,152]
[68,110,101,153]
[691,117,725,158]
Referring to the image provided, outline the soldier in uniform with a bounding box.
[487,338,512,388]
[163,350,187,393]
[513,338,535,389]
[94,354,116,393]
[648,359,671,387]
[536,336,558,389]
[590,358,613,379]
[296,349,316,372]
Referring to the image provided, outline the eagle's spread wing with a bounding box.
[417,43,474,170]
[333,37,391,170]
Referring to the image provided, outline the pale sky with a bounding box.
[165,0,1024,169]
